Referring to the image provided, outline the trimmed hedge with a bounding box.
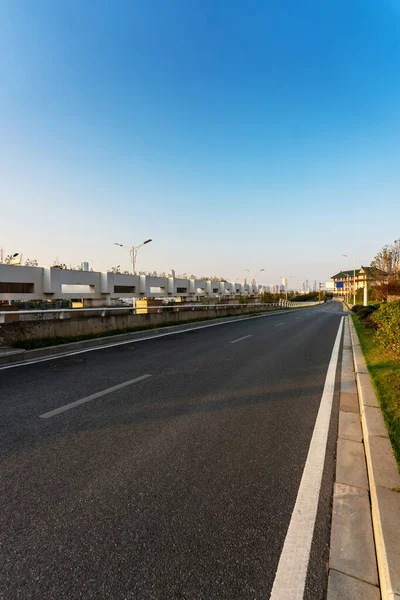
[371,301,400,359]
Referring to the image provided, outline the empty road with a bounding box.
[0,302,344,599]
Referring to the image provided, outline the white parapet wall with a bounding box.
[0,264,267,304]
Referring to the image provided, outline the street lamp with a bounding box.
[245,268,265,282]
[342,254,356,305]
[8,253,21,266]
[114,239,152,274]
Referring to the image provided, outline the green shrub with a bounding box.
[357,305,379,320]
[351,304,364,314]
[355,305,379,329]
[291,292,320,302]
[371,301,400,359]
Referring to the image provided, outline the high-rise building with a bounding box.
[313,280,317,291]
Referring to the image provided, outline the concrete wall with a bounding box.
[0,264,265,304]
[0,305,271,345]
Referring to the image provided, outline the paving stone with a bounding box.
[357,371,374,390]
[340,392,359,413]
[341,378,357,394]
[364,405,388,437]
[374,486,400,598]
[341,368,355,379]
[330,483,378,585]
[339,411,363,442]
[358,382,380,408]
[353,346,369,374]
[327,569,380,600]
[368,436,400,489]
[342,348,354,364]
[357,377,380,408]
[336,438,368,490]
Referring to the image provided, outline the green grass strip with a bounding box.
[352,314,400,472]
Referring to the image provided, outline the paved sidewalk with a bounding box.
[327,317,380,599]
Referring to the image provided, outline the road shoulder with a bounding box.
[328,316,400,600]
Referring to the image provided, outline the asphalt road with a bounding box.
[0,301,344,599]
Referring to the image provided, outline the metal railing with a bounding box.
[0,301,319,323]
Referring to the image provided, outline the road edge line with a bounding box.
[270,316,344,599]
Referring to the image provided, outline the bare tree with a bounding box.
[371,239,400,301]
[25,258,39,267]
[371,239,400,275]
[52,259,68,269]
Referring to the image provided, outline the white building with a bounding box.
[0,264,265,306]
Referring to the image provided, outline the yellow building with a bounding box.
[331,266,386,297]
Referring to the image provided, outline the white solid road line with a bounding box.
[0,307,312,372]
[39,374,152,419]
[270,316,344,600]
[230,335,252,344]
[275,322,284,327]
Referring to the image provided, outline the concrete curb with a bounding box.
[349,316,400,600]
[0,306,310,368]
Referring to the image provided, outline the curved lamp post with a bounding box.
[114,239,152,274]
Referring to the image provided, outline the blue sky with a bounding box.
[1,0,400,284]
